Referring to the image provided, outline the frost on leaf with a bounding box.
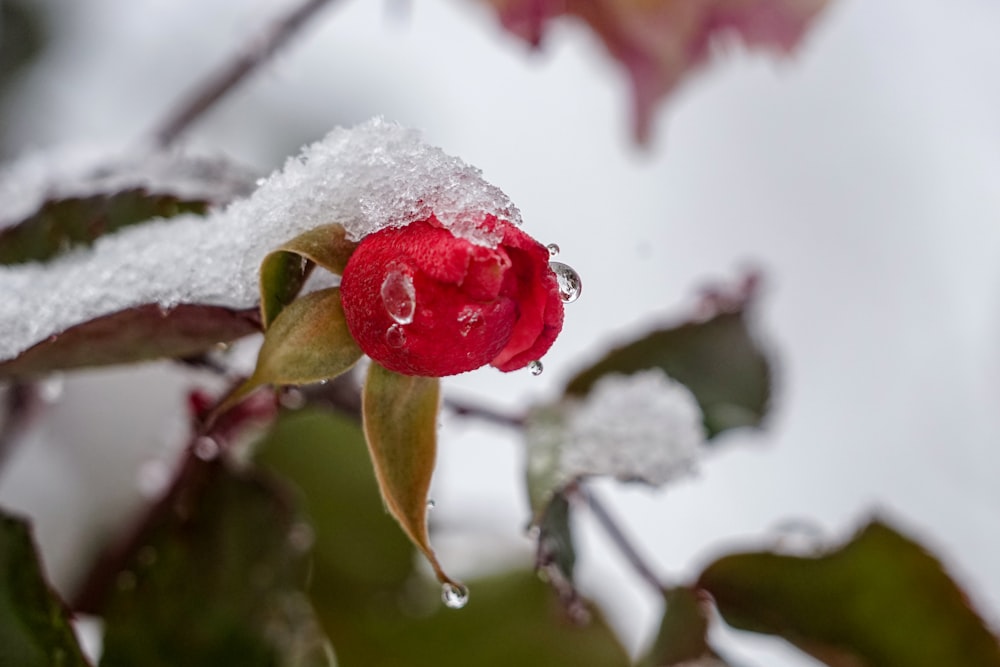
[526,369,706,515]
[487,0,831,142]
[0,119,519,366]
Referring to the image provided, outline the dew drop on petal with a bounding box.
[386,323,406,348]
[193,436,220,461]
[457,306,483,337]
[546,243,560,257]
[528,360,544,376]
[441,582,469,609]
[549,261,582,303]
[380,268,416,324]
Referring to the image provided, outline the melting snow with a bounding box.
[0,119,522,363]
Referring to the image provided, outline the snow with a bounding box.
[0,119,521,363]
[527,370,707,498]
[0,144,257,230]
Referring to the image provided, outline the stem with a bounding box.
[0,382,39,474]
[585,487,665,593]
[152,0,337,146]
[443,397,525,429]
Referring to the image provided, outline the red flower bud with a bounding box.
[340,216,564,377]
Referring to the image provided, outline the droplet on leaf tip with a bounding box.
[441,582,469,609]
[549,261,582,303]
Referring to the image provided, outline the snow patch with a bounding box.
[0,119,521,363]
[529,370,706,493]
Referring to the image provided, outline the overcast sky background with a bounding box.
[2,0,1000,664]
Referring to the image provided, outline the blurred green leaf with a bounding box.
[0,303,260,380]
[640,587,728,667]
[534,493,588,619]
[0,189,208,266]
[259,224,358,328]
[699,519,1000,667]
[362,363,457,588]
[98,460,328,667]
[564,309,771,438]
[256,410,630,667]
[0,510,91,667]
[215,288,362,419]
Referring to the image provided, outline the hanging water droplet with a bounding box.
[380,268,416,324]
[37,374,65,403]
[386,323,407,348]
[549,261,582,303]
[426,499,436,510]
[441,582,469,609]
[528,360,544,376]
[279,387,306,410]
[193,436,220,461]
[546,243,560,257]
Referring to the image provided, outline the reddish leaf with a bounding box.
[487,0,830,142]
[0,304,260,380]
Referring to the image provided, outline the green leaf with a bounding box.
[255,409,630,667]
[699,519,1000,667]
[0,511,91,667]
[0,189,209,266]
[98,460,329,667]
[254,409,418,601]
[0,303,260,380]
[259,224,358,328]
[564,309,771,438]
[215,288,362,417]
[534,493,586,617]
[640,587,729,667]
[362,362,456,587]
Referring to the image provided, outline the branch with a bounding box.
[152,0,337,146]
[584,487,666,593]
[443,396,525,429]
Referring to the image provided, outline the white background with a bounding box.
[2,0,999,664]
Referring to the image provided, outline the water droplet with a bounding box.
[288,522,315,552]
[426,499,436,510]
[137,546,158,567]
[528,360,543,376]
[457,306,483,337]
[37,374,65,403]
[546,243,560,257]
[441,582,469,609]
[380,268,416,324]
[136,460,170,498]
[116,570,137,591]
[549,261,582,303]
[279,387,306,410]
[386,324,407,348]
[193,436,220,461]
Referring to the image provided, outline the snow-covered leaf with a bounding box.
[527,369,706,517]
[487,0,831,142]
[0,303,260,380]
[565,296,771,438]
[0,120,521,367]
[699,519,1000,667]
[362,363,459,591]
[216,288,362,418]
[0,511,91,667]
[0,189,209,266]
[96,459,329,667]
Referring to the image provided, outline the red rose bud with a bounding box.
[340,216,565,377]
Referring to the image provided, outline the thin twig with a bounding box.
[0,382,39,474]
[152,0,336,146]
[443,397,525,430]
[585,487,666,593]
